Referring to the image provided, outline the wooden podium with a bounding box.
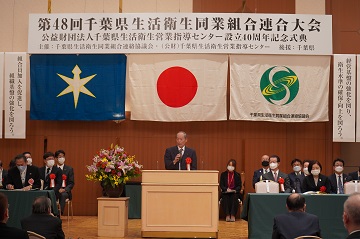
[141,170,219,238]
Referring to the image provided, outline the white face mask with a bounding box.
[293,166,301,172]
[335,166,343,173]
[17,165,26,172]
[26,158,32,166]
[269,162,278,170]
[46,159,55,168]
[311,169,320,176]
[58,157,65,165]
[227,166,234,172]
[303,167,309,175]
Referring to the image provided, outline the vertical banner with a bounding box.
[4,52,26,139]
[0,53,4,138]
[333,54,356,142]
[357,55,360,142]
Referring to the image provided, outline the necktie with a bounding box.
[178,148,183,170]
[338,175,344,194]
[46,168,51,180]
[274,172,278,182]
[295,177,301,193]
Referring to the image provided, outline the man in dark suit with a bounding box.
[272,193,321,239]
[39,152,63,199]
[349,167,360,181]
[0,193,29,239]
[164,131,197,170]
[0,160,7,189]
[6,154,41,190]
[288,158,305,193]
[252,154,270,188]
[329,158,352,194]
[262,155,290,192]
[21,196,65,239]
[55,150,75,214]
[343,193,360,239]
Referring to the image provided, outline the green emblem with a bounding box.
[260,66,299,105]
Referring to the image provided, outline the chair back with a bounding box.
[344,180,360,194]
[27,231,46,239]
[255,180,279,193]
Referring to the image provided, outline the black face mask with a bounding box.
[262,161,269,167]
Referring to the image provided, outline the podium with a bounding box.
[141,170,219,238]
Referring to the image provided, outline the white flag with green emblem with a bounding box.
[230,55,330,122]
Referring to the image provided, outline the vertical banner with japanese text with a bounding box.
[0,53,4,138]
[333,55,356,142]
[357,55,360,142]
[4,53,26,139]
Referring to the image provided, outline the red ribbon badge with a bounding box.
[186,157,192,171]
[320,186,326,192]
[28,178,34,186]
[62,174,67,188]
[49,173,56,188]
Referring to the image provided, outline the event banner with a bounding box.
[28,13,332,55]
[4,52,26,139]
[0,53,3,138]
[229,55,330,122]
[357,55,360,142]
[333,55,356,142]
[128,54,227,122]
[30,54,126,121]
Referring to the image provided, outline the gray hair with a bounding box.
[177,131,187,139]
[32,196,51,214]
[344,193,360,226]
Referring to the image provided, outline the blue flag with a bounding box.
[30,54,126,121]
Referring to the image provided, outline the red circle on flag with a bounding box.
[157,66,198,108]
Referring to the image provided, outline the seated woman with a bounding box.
[219,159,242,222]
[303,160,331,193]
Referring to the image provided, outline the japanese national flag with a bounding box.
[128,54,227,121]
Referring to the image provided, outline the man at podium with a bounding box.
[164,131,197,170]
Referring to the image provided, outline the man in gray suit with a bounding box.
[343,193,360,239]
[262,155,290,192]
[272,193,321,239]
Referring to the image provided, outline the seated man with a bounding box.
[0,160,7,189]
[252,154,270,188]
[262,155,290,192]
[0,193,29,239]
[343,193,360,239]
[21,196,65,239]
[272,193,321,239]
[288,158,305,193]
[39,152,62,199]
[6,154,41,190]
[55,150,75,214]
[349,166,360,180]
[329,158,352,194]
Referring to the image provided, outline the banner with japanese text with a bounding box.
[0,53,4,138]
[4,52,26,139]
[229,55,330,122]
[28,13,332,55]
[128,54,227,121]
[357,55,360,142]
[333,55,356,142]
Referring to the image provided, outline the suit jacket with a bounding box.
[164,146,197,170]
[220,171,242,194]
[21,214,65,239]
[272,211,321,239]
[349,171,359,180]
[252,168,269,188]
[39,166,63,198]
[0,222,29,239]
[328,173,352,194]
[347,231,360,239]
[303,174,331,193]
[59,164,75,199]
[263,170,290,192]
[288,172,305,193]
[0,169,7,187]
[6,165,41,189]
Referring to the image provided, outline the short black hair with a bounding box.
[303,159,312,164]
[43,152,55,160]
[32,196,51,214]
[286,193,305,211]
[269,155,280,162]
[55,150,65,158]
[22,152,31,156]
[14,154,26,163]
[333,158,345,166]
[291,158,302,166]
[0,193,8,221]
[308,160,322,173]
